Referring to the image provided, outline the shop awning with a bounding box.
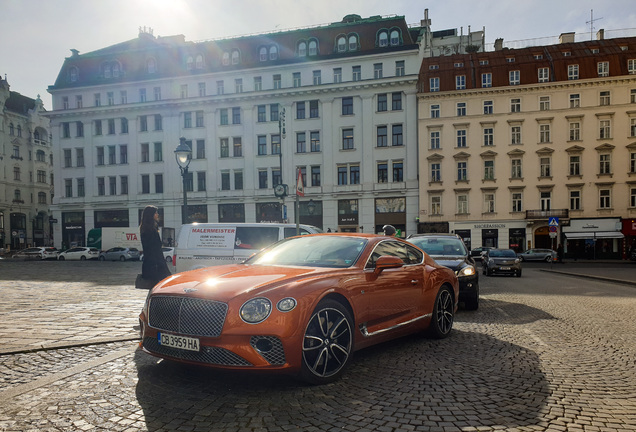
[564,231,625,239]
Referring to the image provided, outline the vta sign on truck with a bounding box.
[86,227,143,251]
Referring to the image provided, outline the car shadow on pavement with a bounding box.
[456,298,556,325]
[133,329,548,431]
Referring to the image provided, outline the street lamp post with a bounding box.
[174,137,192,225]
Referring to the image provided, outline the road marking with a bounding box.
[0,343,138,402]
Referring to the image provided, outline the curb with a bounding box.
[0,336,140,356]
[540,269,636,287]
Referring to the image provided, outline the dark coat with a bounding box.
[141,230,171,285]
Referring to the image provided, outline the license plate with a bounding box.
[158,333,200,352]
[500,267,511,270]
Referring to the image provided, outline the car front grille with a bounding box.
[148,295,228,337]
[250,336,286,365]
[143,337,251,366]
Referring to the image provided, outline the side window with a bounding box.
[366,240,421,268]
[234,227,279,250]
[284,227,313,238]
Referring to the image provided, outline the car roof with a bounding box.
[406,233,460,239]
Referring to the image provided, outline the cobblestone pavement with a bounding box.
[0,260,635,431]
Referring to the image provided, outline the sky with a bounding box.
[2,0,635,111]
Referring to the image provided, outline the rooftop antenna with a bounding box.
[586,9,603,40]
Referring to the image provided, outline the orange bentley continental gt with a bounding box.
[138,233,459,384]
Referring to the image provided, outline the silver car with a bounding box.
[517,248,556,262]
[98,247,141,261]
[12,247,59,260]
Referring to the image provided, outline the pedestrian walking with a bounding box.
[138,205,171,288]
[557,243,564,263]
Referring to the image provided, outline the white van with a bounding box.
[174,223,322,273]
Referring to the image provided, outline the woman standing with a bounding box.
[140,205,171,286]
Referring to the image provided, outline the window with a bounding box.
[395,60,405,77]
[352,65,361,81]
[258,170,268,189]
[120,91,127,104]
[62,122,70,138]
[430,163,441,182]
[273,74,281,89]
[271,134,280,155]
[540,157,551,177]
[392,93,402,110]
[65,179,72,197]
[152,87,161,101]
[78,178,86,197]
[98,177,105,196]
[309,100,319,118]
[481,73,492,88]
[348,35,358,51]
[107,119,115,135]
[540,191,551,211]
[273,169,282,188]
[431,196,441,215]
[235,171,243,190]
[392,125,403,147]
[569,155,581,176]
[484,193,495,213]
[107,92,115,105]
[139,89,146,102]
[232,107,241,124]
[632,89,636,104]
[141,175,150,194]
[337,166,348,185]
[456,75,466,90]
[311,166,321,186]
[293,72,301,87]
[377,163,388,183]
[538,67,549,83]
[377,94,388,112]
[350,165,360,184]
[333,68,342,83]
[140,144,149,163]
[197,172,207,191]
[484,160,494,180]
[296,132,306,153]
[569,122,581,141]
[570,93,580,108]
[257,105,267,122]
[599,189,611,209]
[120,118,128,134]
[539,96,550,110]
[257,135,267,155]
[120,145,128,164]
[296,101,306,119]
[154,114,162,131]
[597,61,609,77]
[108,145,116,164]
[220,138,229,158]
[139,116,148,132]
[457,161,467,181]
[184,112,192,128]
[483,100,493,115]
[600,91,611,106]
[568,64,579,80]
[570,190,581,210]
[270,104,279,122]
[269,46,279,60]
[109,176,117,195]
[392,161,403,182]
[342,97,353,115]
[631,151,636,173]
[431,104,440,118]
[457,102,466,116]
[198,82,206,97]
[64,149,72,168]
[540,124,551,143]
[235,79,243,93]
[512,192,522,212]
[76,121,84,137]
[63,97,69,109]
[511,98,521,113]
[457,195,468,214]
[631,118,636,137]
[196,140,205,159]
[377,126,388,147]
[76,95,85,108]
[599,119,611,139]
[342,129,354,150]
[430,77,439,92]
[483,128,494,146]
[233,137,242,157]
[456,129,467,147]
[254,76,262,91]
[430,131,440,149]
[310,131,320,152]
[629,59,636,74]
[221,171,230,190]
[217,80,224,95]
[599,154,611,174]
[96,147,105,165]
[220,109,228,125]
[509,70,520,85]
[511,159,522,178]
[312,70,321,85]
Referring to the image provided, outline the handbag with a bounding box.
[135,273,155,289]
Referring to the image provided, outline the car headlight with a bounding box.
[458,265,476,277]
[240,298,272,324]
[277,297,297,312]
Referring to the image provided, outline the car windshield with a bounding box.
[409,237,467,256]
[245,236,367,268]
[490,249,517,258]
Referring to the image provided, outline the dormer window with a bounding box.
[112,63,120,77]
[390,29,400,46]
[479,59,489,65]
[298,41,307,56]
[259,47,267,61]
[563,51,571,57]
[147,58,156,74]
[104,65,111,78]
[231,50,239,65]
[379,31,388,47]
[308,39,318,56]
[222,52,230,66]
[337,36,346,52]
[186,56,194,70]
[69,66,79,82]
[348,35,358,51]
[196,54,204,69]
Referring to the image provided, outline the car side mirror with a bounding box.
[374,255,404,275]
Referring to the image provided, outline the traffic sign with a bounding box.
[549,232,557,238]
[549,217,559,226]
[549,226,557,233]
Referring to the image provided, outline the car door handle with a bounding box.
[411,280,418,284]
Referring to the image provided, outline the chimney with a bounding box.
[494,38,504,51]
[596,29,605,40]
[559,32,575,44]
[70,49,79,57]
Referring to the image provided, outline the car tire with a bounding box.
[486,268,492,276]
[58,256,65,261]
[545,256,552,263]
[428,285,455,339]
[80,256,86,261]
[300,299,353,385]
[98,256,105,261]
[464,285,479,311]
[516,270,522,277]
[119,256,126,262]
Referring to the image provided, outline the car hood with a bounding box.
[428,256,468,271]
[489,257,517,264]
[151,264,339,301]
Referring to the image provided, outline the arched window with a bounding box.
[34,130,40,141]
[222,52,230,66]
[390,30,400,46]
[298,41,307,57]
[196,54,204,69]
[112,63,120,77]
[259,47,268,61]
[104,65,111,78]
[69,66,79,82]
[308,40,318,56]
[231,50,240,65]
[9,123,14,135]
[147,58,156,74]
[337,36,346,52]
[348,35,358,51]
[186,56,194,70]
[269,45,278,60]
[379,31,388,47]
[17,125,21,137]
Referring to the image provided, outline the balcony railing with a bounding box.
[525,209,569,219]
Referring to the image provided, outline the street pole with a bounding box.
[279,106,286,223]
[181,166,188,225]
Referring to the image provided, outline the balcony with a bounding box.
[525,209,569,220]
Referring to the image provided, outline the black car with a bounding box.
[407,233,479,310]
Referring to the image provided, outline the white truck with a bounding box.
[86,227,143,251]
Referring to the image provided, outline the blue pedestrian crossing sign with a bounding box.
[548,217,559,227]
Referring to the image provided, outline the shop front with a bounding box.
[61,212,85,249]
[374,197,406,237]
[337,199,359,233]
[450,221,528,252]
[623,218,636,259]
[563,217,624,260]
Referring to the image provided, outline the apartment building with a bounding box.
[0,77,52,250]
[417,32,636,259]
